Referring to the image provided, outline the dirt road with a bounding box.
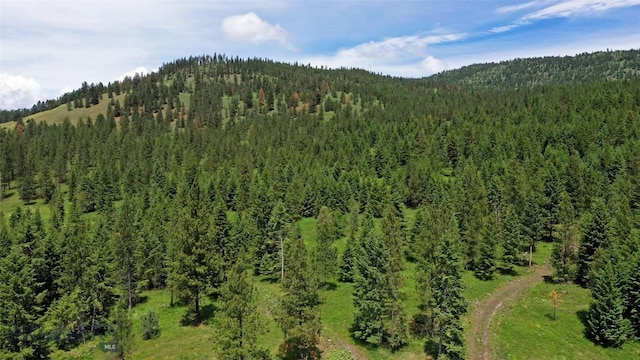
[468,264,551,360]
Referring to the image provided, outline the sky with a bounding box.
[1,0,639,109]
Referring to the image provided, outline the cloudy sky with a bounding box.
[1,0,639,109]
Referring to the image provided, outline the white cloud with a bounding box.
[221,12,292,49]
[419,56,446,74]
[334,34,463,64]
[489,0,640,35]
[0,73,46,109]
[489,24,520,33]
[496,0,550,14]
[300,33,460,77]
[117,67,152,82]
[522,0,640,21]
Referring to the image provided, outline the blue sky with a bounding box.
[1,0,639,109]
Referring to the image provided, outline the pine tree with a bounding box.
[501,206,522,271]
[312,206,338,285]
[339,200,359,282]
[576,198,609,287]
[210,196,233,285]
[431,219,467,360]
[277,224,321,359]
[380,202,405,276]
[351,229,387,346]
[456,161,489,271]
[169,165,217,323]
[626,252,640,338]
[586,250,631,347]
[475,215,497,281]
[112,197,140,309]
[19,166,37,203]
[261,200,290,280]
[522,193,546,259]
[136,192,168,291]
[111,304,134,360]
[0,245,50,358]
[216,258,266,360]
[551,192,577,283]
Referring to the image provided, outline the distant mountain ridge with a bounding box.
[428,49,640,88]
[2,49,639,124]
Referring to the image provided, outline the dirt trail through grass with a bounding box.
[468,264,551,360]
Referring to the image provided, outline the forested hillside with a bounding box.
[1,53,640,359]
[430,49,640,88]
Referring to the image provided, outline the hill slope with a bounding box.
[429,49,640,88]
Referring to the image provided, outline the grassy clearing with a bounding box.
[1,182,53,221]
[1,95,126,130]
[494,280,640,360]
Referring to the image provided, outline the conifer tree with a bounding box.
[456,161,489,271]
[0,245,50,358]
[216,258,266,360]
[522,193,546,258]
[211,196,233,284]
[551,191,577,283]
[261,200,290,280]
[312,206,338,285]
[577,198,609,287]
[351,228,386,346]
[625,251,640,338]
[586,250,631,347]
[431,218,466,360]
[339,200,359,282]
[475,215,497,281]
[381,202,405,276]
[111,303,134,360]
[112,197,140,309]
[501,206,522,271]
[19,166,37,203]
[169,164,217,323]
[277,224,321,359]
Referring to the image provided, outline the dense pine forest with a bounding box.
[1,50,640,359]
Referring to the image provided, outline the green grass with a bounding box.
[494,281,640,360]
[1,182,54,221]
[0,95,127,130]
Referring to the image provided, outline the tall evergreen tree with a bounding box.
[431,219,466,360]
[339,200,359,282]
[111,197,140,309]
[626,252,640,338]
[216,258,266,360]
[351,228,387,346]
[312,206,338,285]
[277,224,321,360]
[550,191,577,283]
[261,200,290,280]
[0,245,50,359]
[169,164,217,323]
[586,249,631,347]
[475,215,497,281]
[576,198,610,287]
[501,206,522,271]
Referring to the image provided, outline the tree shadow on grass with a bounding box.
[319,281,338,291]
[576,309,590,339]
[260,276,281,284]
[424,338,438,359]
[497,266,519,276]
[2,190,15,200]
[180,303,216,326]
[543,275,555,284]
[136,295,149,305]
